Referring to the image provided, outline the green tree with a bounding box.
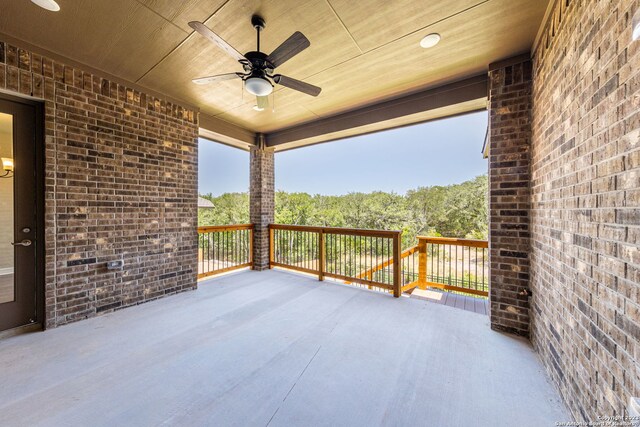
[198,192,249,226]
[198,174,488,241]
[275,191,317,225]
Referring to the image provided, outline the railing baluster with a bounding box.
[344,234,347,277]
[204,232,208,273]
[319,230,325,281]
[433,243,437,282]
[309,231,312,271]
[461,244,464,287]
[482,247,486,292]
[249,228,253,268]
[472,246,475,290]
[392,233,401,297]
[341,234,344,277]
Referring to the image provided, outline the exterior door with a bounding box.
[0,96,43,333]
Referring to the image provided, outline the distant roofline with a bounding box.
[198,197,214,208]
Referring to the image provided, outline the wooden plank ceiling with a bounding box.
[0,0,548,139]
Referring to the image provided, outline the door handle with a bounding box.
[11,239,32,247]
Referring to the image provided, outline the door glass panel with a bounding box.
[0,113,14,303]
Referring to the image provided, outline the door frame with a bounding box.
[0,91,45,332]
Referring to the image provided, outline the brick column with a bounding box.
[487,56,532,336]
[250,135,274,270]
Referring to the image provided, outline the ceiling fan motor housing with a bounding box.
[242,51,274,75]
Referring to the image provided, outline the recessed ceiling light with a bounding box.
[31,0,60,11]
[420,33,441,48]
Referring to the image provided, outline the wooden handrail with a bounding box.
[418,236,488,248]
[269,224,324,233]
[198,224,254,233]
[269,223,401,238]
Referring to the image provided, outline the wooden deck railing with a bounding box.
[197,224,253,279]
[269,224,403,297]
[198,223,487,298]
[351,236,489,297]
[413,236,488,296]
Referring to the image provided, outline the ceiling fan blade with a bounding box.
[256,95,269,111]
[188,21,246,62]
[273,75,321,97]
[192,73,242,85]
[266,32,310,68]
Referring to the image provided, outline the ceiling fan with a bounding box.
[189,15,321,111]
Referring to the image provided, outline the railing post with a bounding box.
[269,226,274,269]
[393,232,402,298]
[418,237,427,290]
[318,229,325,281]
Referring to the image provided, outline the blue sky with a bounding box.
[198,111,488,196]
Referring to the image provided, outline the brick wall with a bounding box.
[530,0,640,421]
[0,41,199,328]
[488,58,533,336]
[250,142,274,270]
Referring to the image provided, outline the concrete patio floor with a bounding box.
[0,270,567,426]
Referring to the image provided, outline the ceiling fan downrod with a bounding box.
[252,15,266,53]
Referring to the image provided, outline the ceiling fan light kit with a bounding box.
[189,14,321,112]
[245,76,273,96]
